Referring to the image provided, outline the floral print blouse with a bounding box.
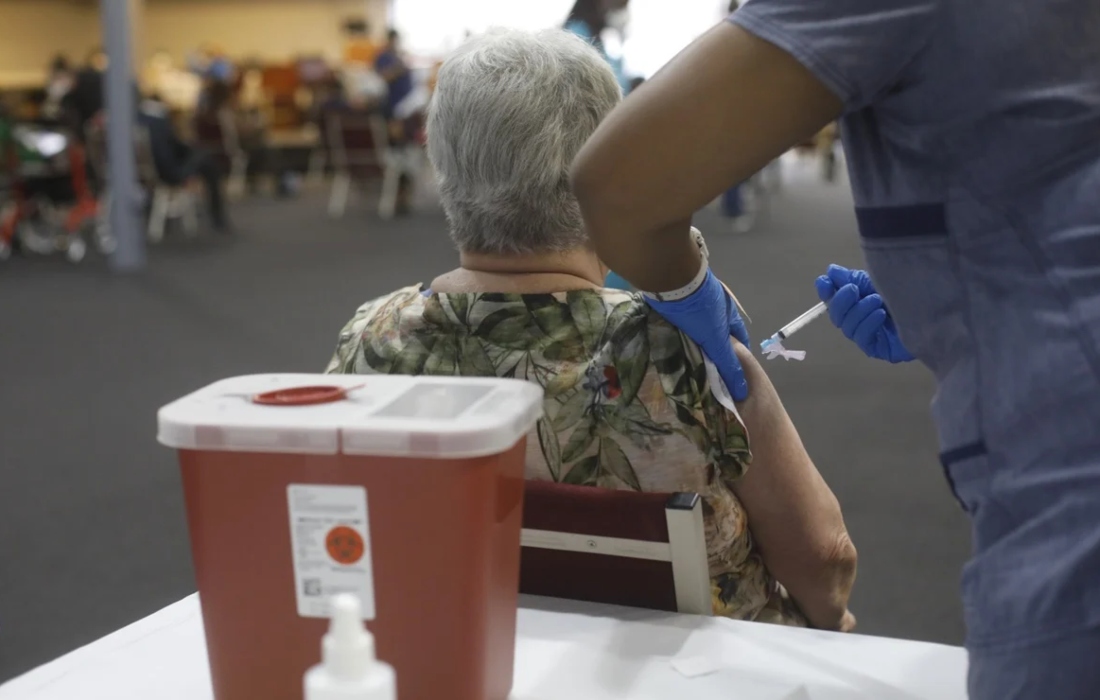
[327,285,807,626]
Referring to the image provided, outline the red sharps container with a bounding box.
[157,374,544,700]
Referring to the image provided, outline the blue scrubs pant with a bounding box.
[969,628,1100,700]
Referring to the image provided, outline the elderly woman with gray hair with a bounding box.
[328,29,856,631]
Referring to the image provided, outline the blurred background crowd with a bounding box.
[0,0,839,261]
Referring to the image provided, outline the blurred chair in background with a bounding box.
[136,125,199,241]
[142,95,228,234]
[196,80,295,198]
[325,110,387,218]
[306,67,386,187]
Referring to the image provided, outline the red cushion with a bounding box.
[520,549,678,612]
[519,481,679,612]
[522,480,670,542]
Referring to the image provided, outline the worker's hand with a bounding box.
[645,270,750,401]
[815,264,914,364]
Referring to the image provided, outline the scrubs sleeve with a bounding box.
[730,0,937,111]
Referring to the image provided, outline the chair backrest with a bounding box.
[520,481,711,615]
[325,110,387,178]
[262,63,303,129]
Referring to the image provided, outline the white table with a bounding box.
[0,595,966,700]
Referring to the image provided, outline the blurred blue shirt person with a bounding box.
[375,29,412,119]
[563,0,632,92]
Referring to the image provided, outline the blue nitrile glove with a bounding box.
[645,269,750,401]
[815,264,914,363]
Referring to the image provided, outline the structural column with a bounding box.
[101,0,144,271]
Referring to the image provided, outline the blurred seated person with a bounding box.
[139,94,228,231]
[143,50,202,111]
[309,74,376,127]
[564,0,633,92]
[343,18,379,67]
[338,65,388,111]
[373,30,422,213]
[188,44,235,86]
[41,55,74,122]
[196,81,292,197]
[327,29,857,630]
[61,48,108,136]
[375,29,412,120]
[237,66,272,119]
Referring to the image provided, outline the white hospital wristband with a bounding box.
[639,227,710,302]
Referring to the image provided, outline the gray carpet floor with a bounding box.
[0,164,970,682]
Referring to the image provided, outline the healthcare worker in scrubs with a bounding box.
[571,2,1100,698]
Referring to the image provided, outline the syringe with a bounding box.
[760,301,827,358]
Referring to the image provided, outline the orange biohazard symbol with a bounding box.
[325,526,365,565]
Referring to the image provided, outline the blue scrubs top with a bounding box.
[732,0,1100,677]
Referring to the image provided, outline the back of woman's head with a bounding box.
[427,29,621,256]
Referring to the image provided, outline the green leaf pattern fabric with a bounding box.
[328,285,807,626]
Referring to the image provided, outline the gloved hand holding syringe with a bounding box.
[761,264,916,363]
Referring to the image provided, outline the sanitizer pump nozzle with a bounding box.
[304,594,396,700]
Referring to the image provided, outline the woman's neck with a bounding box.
[430,249,608,294]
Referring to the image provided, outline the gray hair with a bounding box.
[427,29,621,255]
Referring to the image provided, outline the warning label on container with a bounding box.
[287,484,376,620]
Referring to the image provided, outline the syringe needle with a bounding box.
[760,301,828,360]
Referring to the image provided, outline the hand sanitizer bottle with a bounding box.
[305,594,396,700]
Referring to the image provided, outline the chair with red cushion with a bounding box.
[325,110,388,219]
[520,480,712,614]
[193,110,248,198]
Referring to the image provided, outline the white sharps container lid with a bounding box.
[157,374,544,458]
